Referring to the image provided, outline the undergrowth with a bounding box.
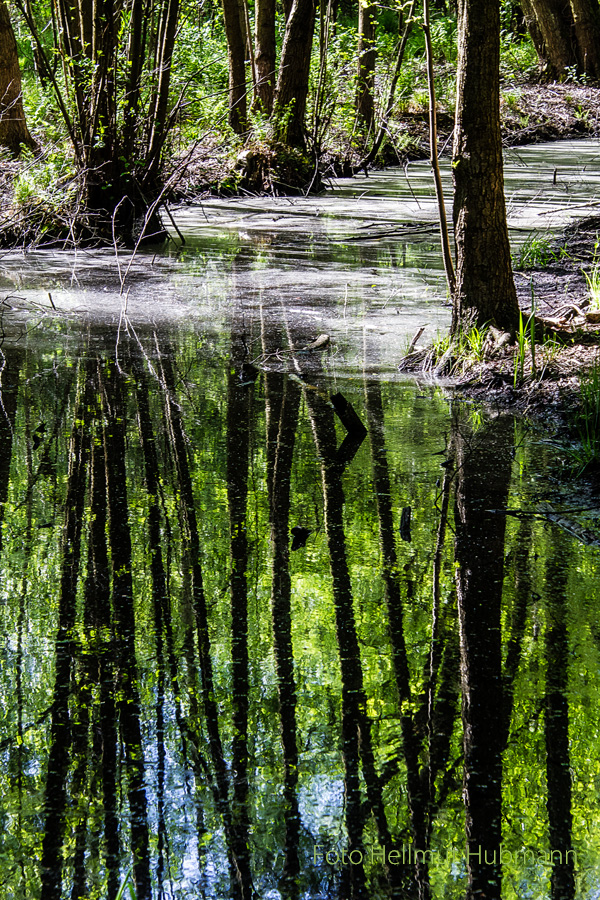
[513,232,564,270]
[583,238,600,309]
[570,360,600,475]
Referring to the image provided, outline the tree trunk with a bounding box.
[525,0,577,77]
[226,333,255,900]
[569,0,600,77]
[274,0,317,147]
[452,0,519,333]
[519,0,551,65]
[222,0,248,133]
[0,0,37,154]
[356,0,376,129]
[255,0,276,113]
[454,413,514,900]
[544,532,576,900]
[266,373,301,881]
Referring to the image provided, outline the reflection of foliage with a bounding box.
[0,330,599,897]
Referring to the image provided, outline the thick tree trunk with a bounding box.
[356,0,376,129]
[525,0,577,77]
[569,0,600,77]
[520,0,551,64]
[0,0,37,154]
[452,0,519,333]
[255,0,276,113]
[222,0,248,133]
[274,0,317,147]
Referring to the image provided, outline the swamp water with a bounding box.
[0,141,600,899]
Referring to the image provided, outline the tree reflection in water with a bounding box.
[0,328,596,899]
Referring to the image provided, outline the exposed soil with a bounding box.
[439,216,600,433]
[500,81,600,147]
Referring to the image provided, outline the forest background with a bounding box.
[2,0,599,241]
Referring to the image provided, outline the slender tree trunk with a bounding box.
[364,379,433,899]
[101,357,153,900]
[86,411,121,900]
[305,391,368,897]
[0,349,22,555]
[519,0,551,66]
[0,0,37,153]
[255,0,276,113]
[273,0,317,147]
[266,373,302,884]
[452,0,519,333]
[306,387,407,896]
[222,0,248,133]
[501,519,534,747]
[40,365,91,900]
[226,334,255,900]
[356,0,376,129]
[159,344,247,898]
[424,0,455,299]
[355,1,414,172]
[145,0,180,183]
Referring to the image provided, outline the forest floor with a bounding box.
[172,80,600,195]
[386,81,600,435]
[447,214,600,424]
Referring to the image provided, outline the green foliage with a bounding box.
[170,17,232,139]
[465,323,489,362]
[115,867,135,900]
[570,360,600,475]
[428,322,489,376]
[563,64,589,85]
[583,237,600,309]
[513,310,534,386]
[10,0,538,196]
[13,147,76,210]
[1,326,600,895]
[513,232,558,270]
[500,28,539,80]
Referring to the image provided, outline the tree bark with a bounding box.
[255,0,276,113]
[222,0,248,133]
[274,0,317,147]
[226,334,255,900]
[519,0,551,66]
[569,0,600,77]
[524,0,577,77]
[0,0,37,153]
[452,0,519,333]
[266,373,302,883]
[356,0,376,129]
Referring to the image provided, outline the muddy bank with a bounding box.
[447,215,600,430]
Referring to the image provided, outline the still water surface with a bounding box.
[1,141,600,899]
